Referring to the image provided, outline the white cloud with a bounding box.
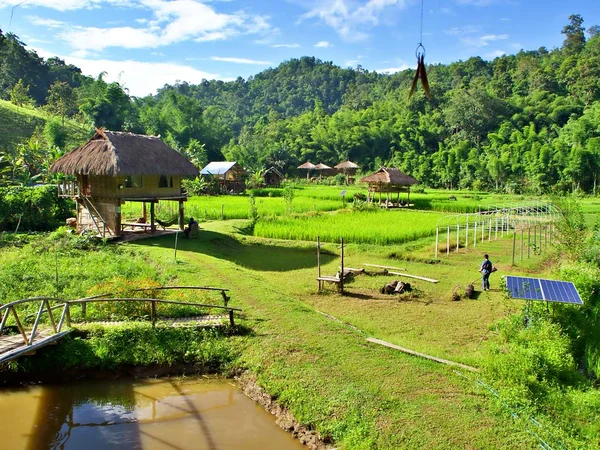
[480,34,509,41]
[345,59,360,67]
[299,0,407,42]
[375,63,410,74]
[271,43,301,48]
[210,56,271,65]
[21,0,274,52]
[485,50,506,58]
[461,33,509,47]
[2,0,129,12]
[314,40,331,48]
[445,25,481,35]
[32,47,223,97]
[26,16,66,28]
[60,26,162,51]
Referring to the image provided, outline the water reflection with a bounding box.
[0,377,304,450]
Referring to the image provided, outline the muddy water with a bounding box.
[0,377,305,450]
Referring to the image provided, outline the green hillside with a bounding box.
[0,99,91,151]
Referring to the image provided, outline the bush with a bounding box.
[0,185,73,231]
[484,316,580,405]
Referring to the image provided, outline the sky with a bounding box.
[0,0,598,97]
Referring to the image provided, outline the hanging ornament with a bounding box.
[409,0,431,100]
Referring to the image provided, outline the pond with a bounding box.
[0,376,305,449]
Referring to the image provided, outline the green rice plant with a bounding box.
[254,209,446,245]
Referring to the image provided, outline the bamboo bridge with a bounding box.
[0,286,240,365]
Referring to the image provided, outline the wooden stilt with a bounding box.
[179,200,184,231]
[150,202,156,233]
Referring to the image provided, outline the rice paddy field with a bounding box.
[254,209,447,244]
[121,185,550,223]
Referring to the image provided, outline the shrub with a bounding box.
[0,185,73,231]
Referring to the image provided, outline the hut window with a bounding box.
[125,175,143,188]
[159,175,168,188]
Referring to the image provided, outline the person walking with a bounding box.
[479,254,493,291]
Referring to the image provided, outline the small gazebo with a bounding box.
[50,129,199,237]
[314,163,334,178]
[334,161,360,183]
[297,161,316,180]
[360,167,419,208]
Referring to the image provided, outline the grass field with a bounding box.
[2,190,598,449]
[0,99,91,150]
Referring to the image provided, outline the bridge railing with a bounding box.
[68,297,241,327]
[0,297,70,347]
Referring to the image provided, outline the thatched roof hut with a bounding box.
[334,161,359,171]
[360,167,419,187]
[297,161,316,170]
[51,129,199,177]
[50,129,199,238]
[360,167,419,208]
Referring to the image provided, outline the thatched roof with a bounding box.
[360,167,419,185]
[50,130,199,177]
[334,161,359,170]
[314,163,332,170]
[298,161,316,170]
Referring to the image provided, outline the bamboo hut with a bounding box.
[334,160,359,183]
[263,167,284,187]
[360,167,419,208]
[200,161,247,194]
[50,129,199,237]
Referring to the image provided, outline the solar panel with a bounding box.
[505,276,583,305]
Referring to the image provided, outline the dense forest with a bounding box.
[1,14,600,193]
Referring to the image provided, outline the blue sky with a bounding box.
[0,0,598,97]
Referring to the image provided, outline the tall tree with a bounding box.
[562,14,586,55]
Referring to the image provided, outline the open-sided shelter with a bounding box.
[263,167,284,187]
[200,161,247,194]
[297,161,316,180]
[360,167,419,208]
[50,129,199,237]
[334,160,360,183]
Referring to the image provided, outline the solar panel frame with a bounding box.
[505,276,583,305]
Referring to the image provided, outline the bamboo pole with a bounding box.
[447,225,450,255]
[465,220,469,249]
[456,224,460,251]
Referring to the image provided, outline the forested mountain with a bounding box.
[1,15,600,193]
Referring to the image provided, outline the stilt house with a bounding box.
[200,161,247,194]
[360,167,419,208]
[50,129,199,237]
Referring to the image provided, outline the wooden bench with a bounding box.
[317,276,342,292]
[121,222,153,232]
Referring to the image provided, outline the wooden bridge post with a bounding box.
[151,300,157,328]
[45,300,58,333]
[229,309,235,327]
[220,290,230,307]
[11,306,29,346]
[82,302,86,320]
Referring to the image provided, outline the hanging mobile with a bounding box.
[409,0,431,100]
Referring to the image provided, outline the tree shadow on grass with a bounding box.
[131,230,336,272]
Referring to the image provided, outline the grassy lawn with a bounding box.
[128,229,540,448]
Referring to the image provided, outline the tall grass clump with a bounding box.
[254,209,445,245]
